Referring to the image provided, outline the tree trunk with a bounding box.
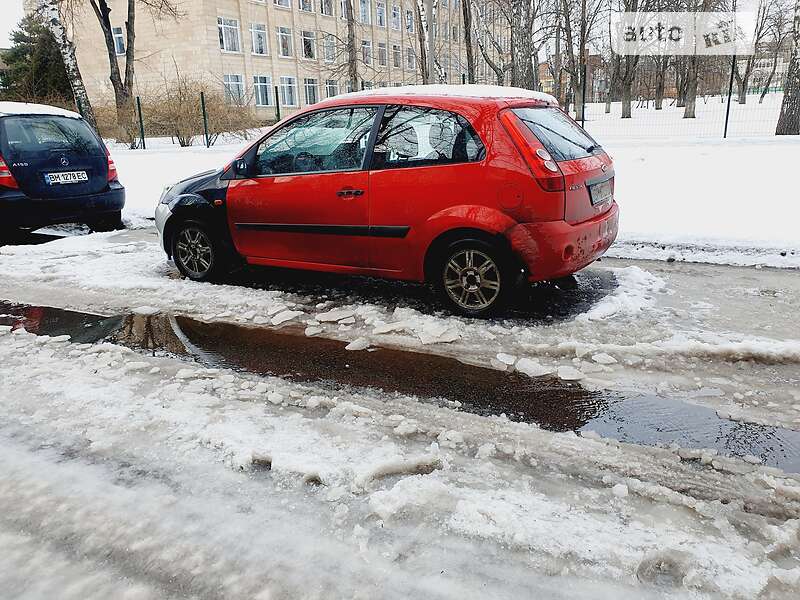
[684,54,698,118]
[759,52,779,104]
[414,3,429,83]
[621,78,633,118]
[776,3,799,134]
[37,0,96,128]
[345,0,358,91]
[510,0,536,90]
[461,0,475,83]
[654,58,666,109]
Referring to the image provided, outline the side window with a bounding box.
[253,107,378,176]
[371,106,485,170]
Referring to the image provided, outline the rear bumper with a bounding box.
[507,201,619,282]
[0,184,125,229]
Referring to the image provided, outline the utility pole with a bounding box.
[425,0,435,82]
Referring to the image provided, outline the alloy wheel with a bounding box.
[176,226,214,279]
[443,249,502,311]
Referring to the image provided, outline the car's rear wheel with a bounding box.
[171,220,229,282]
[435,239,514,317]
[87,211,124,232]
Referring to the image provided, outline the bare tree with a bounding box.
[34,0,96,127]
[759,0,793,102]
[462,0,477,82]
[776,0,800,133]
[560,0,604,120]
[733,0,773,103]
[84,0,180,141]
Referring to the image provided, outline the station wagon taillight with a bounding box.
[0,154,19,189]
[499,111,565,193]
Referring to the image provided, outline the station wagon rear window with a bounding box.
[0,115,104,161]
[512,107,600,162]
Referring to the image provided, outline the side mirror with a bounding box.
[233,158,249,176]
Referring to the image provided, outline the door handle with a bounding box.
[337,188,364,197]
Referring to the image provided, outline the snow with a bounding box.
[2,326,800,597]
[0,101,82,119]
[334,83,558,105]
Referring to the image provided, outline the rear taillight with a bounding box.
[0,154,19,189]
[105,146,118,182]
[499,111,564,192]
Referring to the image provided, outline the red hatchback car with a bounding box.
[155,85,618,317]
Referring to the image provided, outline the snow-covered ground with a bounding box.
[3,324,800,598]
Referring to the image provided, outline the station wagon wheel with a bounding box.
[171,220,228,282]
[436,239,513,317]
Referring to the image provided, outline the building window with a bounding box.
[405,9,414,33]
[112,27,125,55]
[299,0,313,11]
[217,17,241,52]
[323,34,336,63]
[320,0,334,16]
[361,40,372,65]
[326,79,339,97]
[274,0,290,7]
[376,1,386,27]
[254,75,273,106]
[378,42,387,66]
[304,78,319,104]
[339,0,348,19]
[251,23,268,55]
[277,26,293,57]
[280,76,298,106]
[301,31,316,59]
[406,47,415,70]
[392,44,401,68]
[223,74,244,104]
[359,0,371,24]
[391,4,400,30]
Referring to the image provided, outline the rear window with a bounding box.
[0,115,104,160]
[512,107,599,162]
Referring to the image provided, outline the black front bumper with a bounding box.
[0,183,126,229]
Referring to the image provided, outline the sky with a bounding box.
[2,0,26,48]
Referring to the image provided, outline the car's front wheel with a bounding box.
[171,220,229,282]
[435,239,514,318]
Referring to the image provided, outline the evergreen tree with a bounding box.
[1,15,72,103]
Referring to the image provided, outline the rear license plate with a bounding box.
[589,178,613,206]
[45,171,88,185]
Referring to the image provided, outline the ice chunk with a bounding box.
[345,337,371,351]
[305,326,323,337]
[515,358,554,378]
[496,353,516,366]
[271,310,303,325]
[557,366,585,381]
[316,308,356,322]
[612,483,629,498]
[591,352,618,365]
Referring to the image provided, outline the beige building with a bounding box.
[27,0,480,119]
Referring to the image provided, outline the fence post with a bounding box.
[136,96,146,150]
[723,54,736,139]
[581,61,587,128]
[274,85,281,121]
[200,91,210,148]
[462,73,466,84]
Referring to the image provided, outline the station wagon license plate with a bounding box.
[45,171,88,185]
[589,178,613,206]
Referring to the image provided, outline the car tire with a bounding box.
[88,211,124,232]
[171,219,230,282]
[434,238,515,318]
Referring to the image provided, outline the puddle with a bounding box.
[3,300,800,473]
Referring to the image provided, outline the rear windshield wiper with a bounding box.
[585,144,601,153]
